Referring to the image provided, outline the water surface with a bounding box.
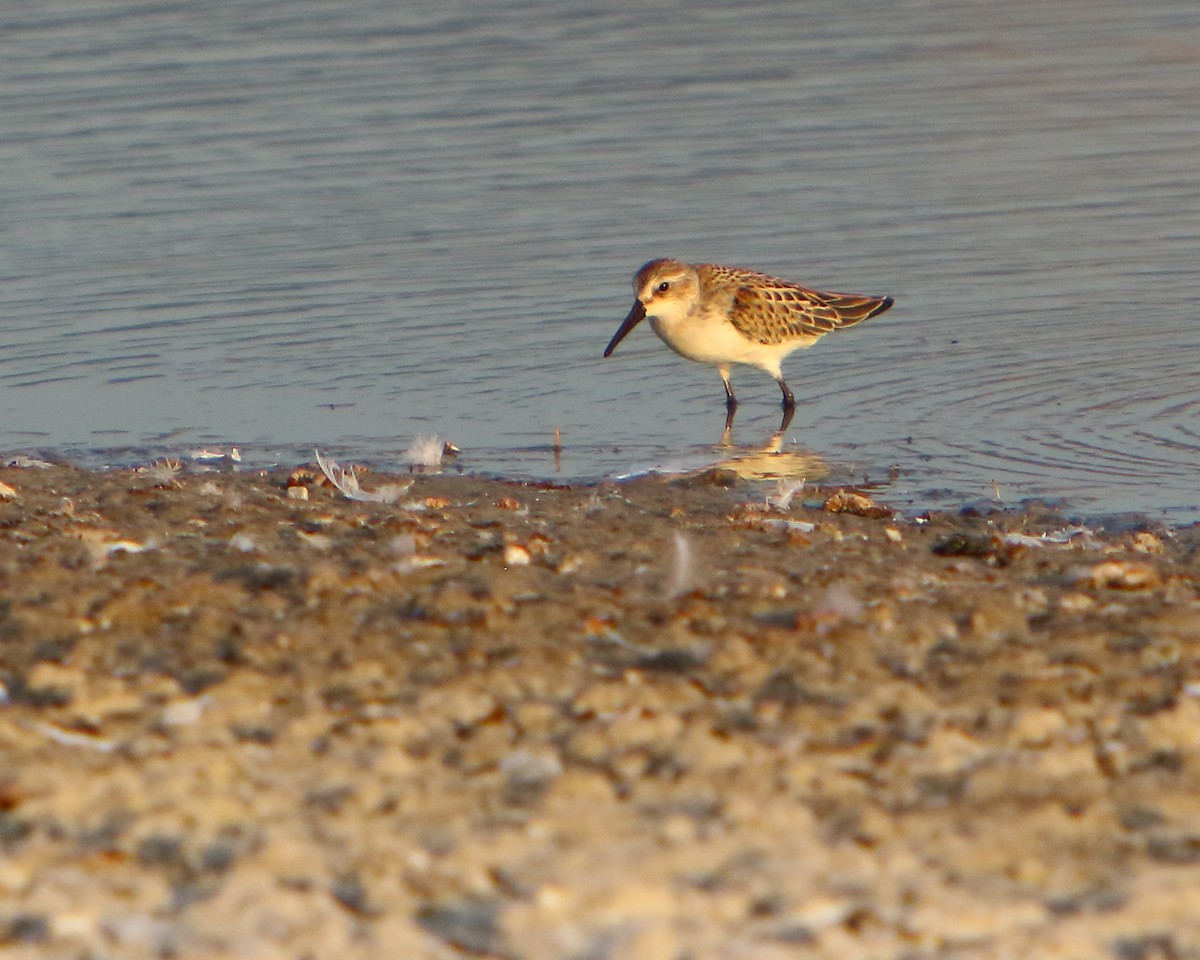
[2,0,1198,521]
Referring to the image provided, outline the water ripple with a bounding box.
[0,0,1197,521]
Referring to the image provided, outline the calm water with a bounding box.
[3,0,1198,522]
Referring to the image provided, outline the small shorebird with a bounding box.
[604,259,893,429]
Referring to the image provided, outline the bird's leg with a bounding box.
[776,377,796,412]
[776,377,796,433]
[720,367,737,410]
[720,367,738,431]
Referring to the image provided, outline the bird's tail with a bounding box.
[826,293,894,328]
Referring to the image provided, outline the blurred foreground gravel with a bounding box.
[2,462,1199,959]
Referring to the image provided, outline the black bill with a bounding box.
[603,300,646,357]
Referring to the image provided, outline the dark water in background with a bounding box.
[2,0,1198,522]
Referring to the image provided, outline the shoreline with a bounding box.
[6,437,1197,530]
[2,460,1200,957]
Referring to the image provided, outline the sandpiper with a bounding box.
[604,258,893,427]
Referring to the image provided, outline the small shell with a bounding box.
[503,544,531,567]
[1074,560,1160,590]
[823,490,892,519]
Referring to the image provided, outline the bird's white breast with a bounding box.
[646,297,803,377]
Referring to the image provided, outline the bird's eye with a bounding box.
[657,281,671,293]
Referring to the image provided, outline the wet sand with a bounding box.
[2,460,1200,959]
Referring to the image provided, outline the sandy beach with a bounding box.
[2,458,1199,959]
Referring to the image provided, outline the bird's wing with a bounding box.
[728,280,893,345]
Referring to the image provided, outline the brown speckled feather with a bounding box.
[700,264,893,346]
